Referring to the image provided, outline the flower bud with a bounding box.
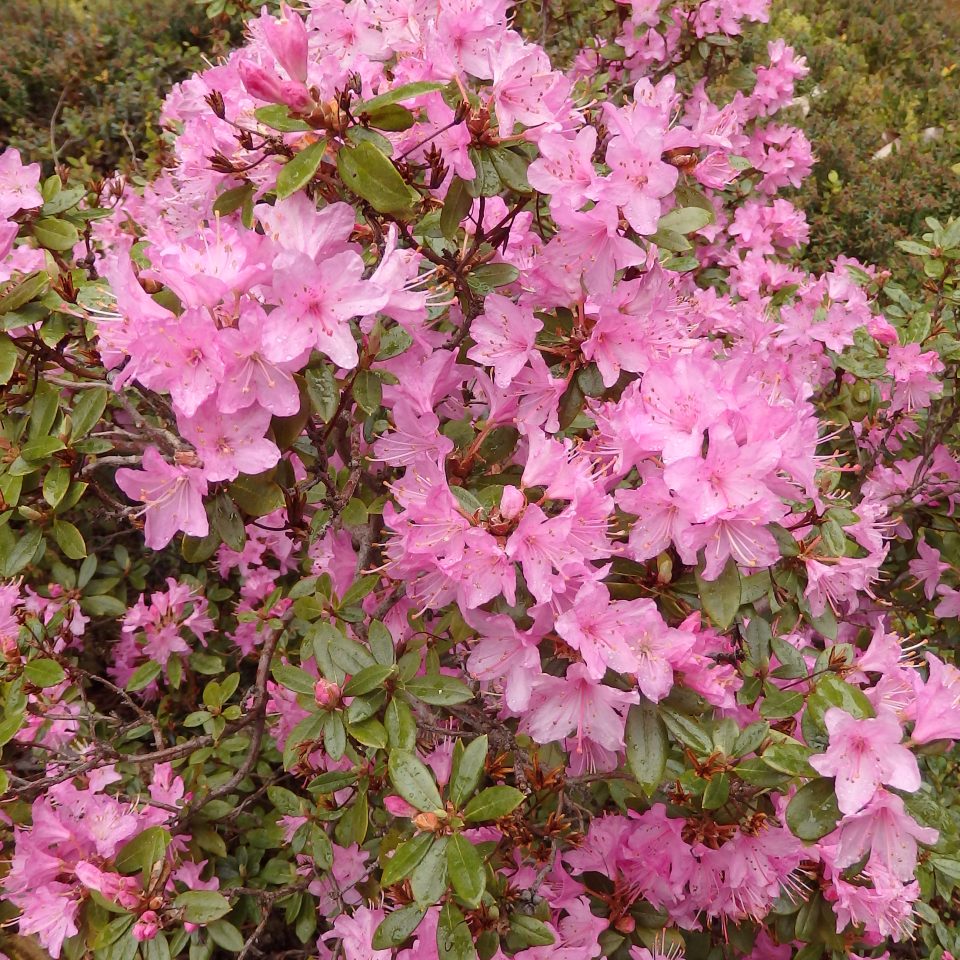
[133,911,160,942]
[238,60,289,105]
[314,678,341,708]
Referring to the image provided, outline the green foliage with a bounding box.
[762,0,960,273]
[0,0,234,177]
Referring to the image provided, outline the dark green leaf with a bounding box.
[174,890,232,924]
[450,733,488,808]
[440,177,472,239]
[276,140,327,200]
[696,558,741,629]
[382,833,436,887]
[405,674,474,706]
[786,778,841,841]
[127,660,163,692]
[52,519,86,559]
[446,833,485,908]
[32,217,79,251]
[355,81,447,114]
[23,658,66,687]
[337,141,418,214]
[373,905,427,950]
[463,785,524,822]
[114,826,171,875]
[388,750,443,812]
[353,369,383,414]
[437,902,477,960]
[69,387,108,441]
[625,698,668,795]
[272,663,317,696]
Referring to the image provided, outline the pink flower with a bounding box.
[0,148,43,219]
[910,654,960,743]
[834,790,937,881]
[809,709,920,815]
[467,294,542,387]
[908,539,948,601]
[521,662,639,752]
[115,447,209,549]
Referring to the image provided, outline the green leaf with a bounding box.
[69,387,108,441]
[366,103,416,131]
[213,182,256,217]
[127,660,163,692]
[53,519,87,559]
[446,832,485,908]
[306,365,340,421]
[23,658,66,687]
[4,526,42,576]
[376,325,414,361]
[272,663,317,696]
[32,217,79,251]
[174,890,232,924]
[437,902,477,960]
[343,663,394,698]
[658,206,713,235]
[702,773,730,810]
[276,140,327,200]
[440,177,472,239]
[382,833,436,887]
[0,271,49,315]
[625,698,668,795]
[337,141,418,214]
[509,915,555,947]
[807,673,875,727]
[696,558,741,629]
[373,905,427,950]
[255,105,312,131]
[466,148,502,198]
[386,697,417,751]
[463,785,524,822]
[466,263,519,293]
[785,777,841,841]
[21,437,66,461]
[450,734,488,808]
[355,81,447,114]
[353,369,383,414]
[212,493,246,552]
[388,750,443,812]
[660,706,713,755]
[229,473,286,517]
[489,147,531,193]
[0,333,15,385]
[405,674,474,706]
[114,826,171,875]
[411,834,449,904]
[207,919,245,952]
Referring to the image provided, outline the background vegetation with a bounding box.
[3,0,959,268]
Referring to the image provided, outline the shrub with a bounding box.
[2,3,960,960]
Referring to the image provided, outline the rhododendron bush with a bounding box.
[3,1,960,959]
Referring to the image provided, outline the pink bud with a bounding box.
[262,3,309,84]
[277,80,315,114]
[314,678,341,708]
[384,794,419,818]
[133,911,160,942]
[868,314,899,346]
[239,60,289,105]
[499,485,525,520]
